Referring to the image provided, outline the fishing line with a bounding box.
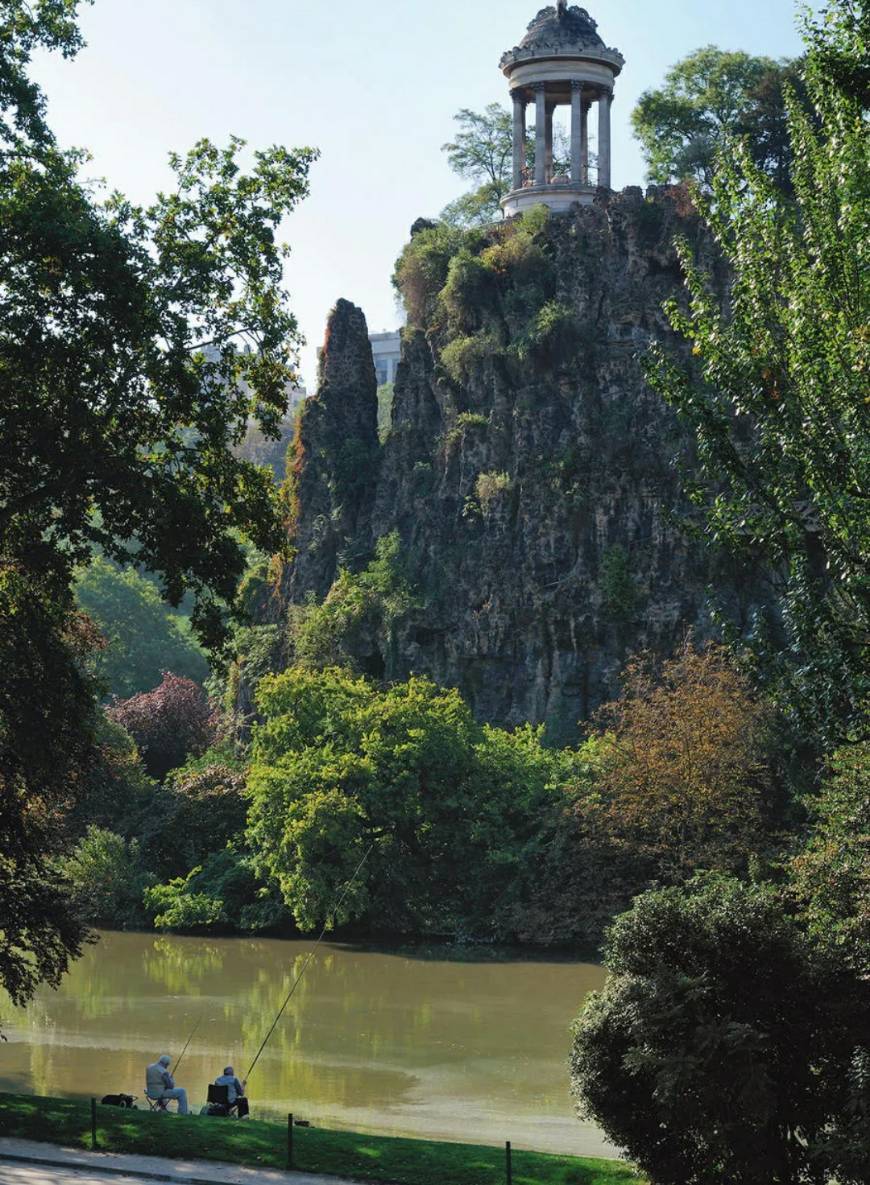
[173,1016,203,1077]
[244,844,374,1083]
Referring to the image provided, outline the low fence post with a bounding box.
[287,1113,294,1169]
[91,1097,98,1151]
[506,1139,512,1185]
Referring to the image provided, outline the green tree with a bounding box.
[146,762,247,879]
[76,557,208,698]
[66,714,157,839]
[246,666,574,937]
[631,46,802,189]
[791,742,870,975]
[57,826,153,928]
[570,876,870,1185]
[0,0,316,1006]
[647,1,869,751]
[441,104,513,226]
[143,844,284,934]
[440,103,571,226]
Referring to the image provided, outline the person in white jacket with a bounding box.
[145,1055,189,1115]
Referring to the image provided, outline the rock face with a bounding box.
[283,298,380,601]
[278,189,756,742]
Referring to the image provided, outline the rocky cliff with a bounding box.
[274,187,757,742]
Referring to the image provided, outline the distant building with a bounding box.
[370,331,402,387]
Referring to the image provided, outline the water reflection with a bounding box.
[0,931,611,1157]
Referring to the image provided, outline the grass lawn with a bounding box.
[0,1092,643,1185]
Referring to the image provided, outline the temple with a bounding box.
[500,4,624,216]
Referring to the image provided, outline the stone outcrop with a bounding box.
[276,189,758,742]
[282,298,379,601]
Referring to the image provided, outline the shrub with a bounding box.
[791,741,870,974]
[440,249,493,329]
[292,533,417,671]
[143,763,247,879]
[393,222,475,327]
[377,382,394,442]
[107,673,217,780]
[591,641,769,879]
[67,714,157,839]
[145,878,227,931]
[143,846,287,934]
[474,471,513,512]
[58,826,153,928]
[570,875,870,1185]
[513,299,583,365]
[441,332,502,385]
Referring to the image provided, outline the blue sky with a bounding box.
[34,1,808,387]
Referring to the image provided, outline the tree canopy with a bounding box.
[246,665,578,937]
[631,46,802,189]
[0,0,316,1007]
[440,104,571,226]
[441,104,514,226]
[570,875,870,1185]
[647,1,869,752]
[76,557,208,698]
[592,642,769,879]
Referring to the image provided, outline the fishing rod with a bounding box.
[173,1016,203,1078]
[244,844,374,1084]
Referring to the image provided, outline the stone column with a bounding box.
[570,82,583,184]
[534,84,546,187]
[545,103,554,183]
[581,100,590,183]
[598,89,612,188]
[512,91,526,191]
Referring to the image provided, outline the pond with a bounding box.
[0,930,613,1158]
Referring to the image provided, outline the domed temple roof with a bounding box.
[520,5,603,51]
[500,4,623,73]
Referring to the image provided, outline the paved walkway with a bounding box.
[0,1139,359,1185]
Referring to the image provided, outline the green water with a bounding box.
[0,930,611,1157]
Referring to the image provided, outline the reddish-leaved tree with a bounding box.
[108,673,216,780]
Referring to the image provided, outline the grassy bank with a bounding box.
[0,1093,642,1185]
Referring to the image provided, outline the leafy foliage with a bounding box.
[592,642,769,879]
[631,46,804,189]
[647,2,869,751]
[474,471,512,512]
[291,533,418,672]
[150,763,247,878]
[144,845,288,935]
[377,382,394,443]
[598,546,639,623]
[790,742,870,975]
[57,826,152,928]
[106,673,216,780]
[0,562,95,1009]
[440,103,571,226]
[0,0,315,1005]
[246,666,578,937]
[1,129,316,645]
[65,714,157,839]
[570,875,870,1185]
[441,104,513,226]
[76,557,208,698]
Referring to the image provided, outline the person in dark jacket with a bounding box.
[214,1066,249,1118]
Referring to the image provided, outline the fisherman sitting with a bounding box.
[213,1066,249,1118]
[145,1055,189,1115]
